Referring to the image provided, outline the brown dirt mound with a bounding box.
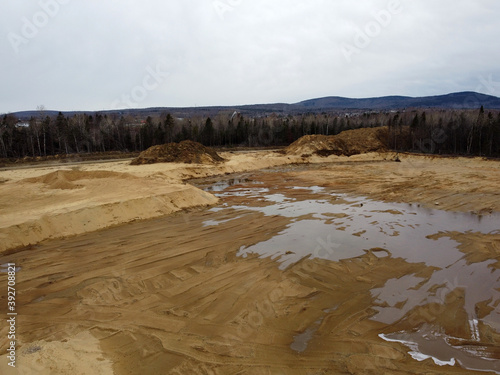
[25,170,137,190]
[286,126,389,157]
[130,140,225,165]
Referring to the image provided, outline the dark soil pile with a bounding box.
[131,140,225,165]
[285,126,389,157]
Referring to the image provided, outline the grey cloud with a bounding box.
[1,0,499,113]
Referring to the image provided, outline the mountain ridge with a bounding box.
[295,91,500,110]
[10,91,500,119]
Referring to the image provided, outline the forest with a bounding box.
[1,106,499,159]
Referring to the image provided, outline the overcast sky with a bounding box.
[1,0,499,113]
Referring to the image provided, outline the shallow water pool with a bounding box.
[195,171,500,373]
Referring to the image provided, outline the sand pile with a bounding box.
[26,170,81,190]
[286,126,389,157]
[131,140,225,165]
[1,168,218,252]
[25,170,136,190]
[285,134,341,157]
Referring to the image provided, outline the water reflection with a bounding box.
[196,173,500,372]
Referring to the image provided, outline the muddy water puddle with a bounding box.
[194,171,500,373]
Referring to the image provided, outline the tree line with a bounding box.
[1,107,499,159]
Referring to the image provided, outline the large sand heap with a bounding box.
[131,140,225,165]
[286,126,389,156]
[0,168,218,252]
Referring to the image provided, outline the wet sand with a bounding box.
[0,153,499,374]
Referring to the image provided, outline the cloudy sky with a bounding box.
[1,0,499,113]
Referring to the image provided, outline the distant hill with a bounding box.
[11,92,500,120]
[295,92,500,111]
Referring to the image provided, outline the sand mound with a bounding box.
[131,140,225,165]
[25,170,137,190]
[1,179,218,253]
[26,170,81,190]
[286,126,389,157]
[285,134,340,157]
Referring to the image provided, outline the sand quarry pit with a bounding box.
[1,130,500,374]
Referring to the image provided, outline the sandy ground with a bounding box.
[0,151,309,253]
[290,153,500,214]
[0,151,499,374]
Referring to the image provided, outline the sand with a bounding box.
[289,153,500,213]
[131,140,225,165]
[0,331,113,375]
[285,127,389,157]
[0,150,499,374]
[0,151,307,253]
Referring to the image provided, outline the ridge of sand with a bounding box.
[0,151,313,253]
[0,184,218,253]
